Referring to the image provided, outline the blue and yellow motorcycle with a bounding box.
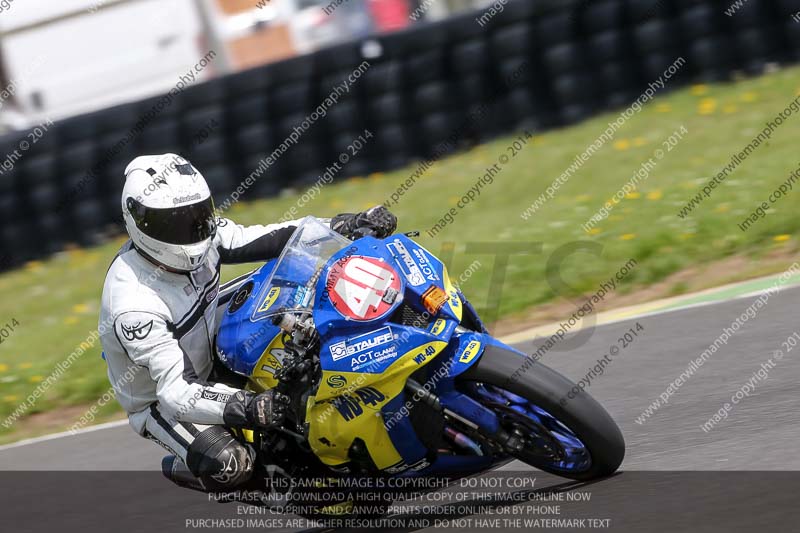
[216,217,624,513]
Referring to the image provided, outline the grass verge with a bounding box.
[2,65,800,441]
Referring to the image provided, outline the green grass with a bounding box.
[3,65,800,441]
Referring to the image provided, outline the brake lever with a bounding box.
[404,231,420,237]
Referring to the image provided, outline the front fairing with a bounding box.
[216,217,500,475]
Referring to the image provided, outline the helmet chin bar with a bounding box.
[134,243,208,274]
[127,217,211,273]
[182,247,208,272]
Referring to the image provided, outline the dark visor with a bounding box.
[127,197,216,245]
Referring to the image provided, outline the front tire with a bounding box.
[458,343,625,480]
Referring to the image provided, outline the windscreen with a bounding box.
[250,217,352,322]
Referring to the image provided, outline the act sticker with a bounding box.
[326,256,401,321]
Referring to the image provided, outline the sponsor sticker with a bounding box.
[120,320,153,342]
[412,345,437,365]
[413,248,440,282]
[351,345,398,371]
[458,340,483,364]
[387,239,426,286]
[429,318,448,336]
[448,289,462,314]
[205,286,219,303]
[328,326,395,361]
[332,387,386,421]
[201,390,232,403]
[257,287,281,314]
[384,458,431,475]
[326,374,347,389]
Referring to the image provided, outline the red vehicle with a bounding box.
[368,0,412,32]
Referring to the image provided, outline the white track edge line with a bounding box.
[2,282,798,452]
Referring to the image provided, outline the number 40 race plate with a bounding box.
[326,256,401,321]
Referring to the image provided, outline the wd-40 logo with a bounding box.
[413,345,437,365]
[459,340,482,364]
[332,387,386,421]
[254,287,281,318]
[329,327,395,361]
[387,239,425,286]
[429,318,448,336]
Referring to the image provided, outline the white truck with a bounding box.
[0,0,226,132]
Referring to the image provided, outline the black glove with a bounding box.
[331,205,397,240]
[223,390,290,430]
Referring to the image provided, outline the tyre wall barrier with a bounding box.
[0,0,798,269]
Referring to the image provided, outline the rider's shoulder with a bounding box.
[102,247,170,313]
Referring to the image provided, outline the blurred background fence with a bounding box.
[2,0,800,269]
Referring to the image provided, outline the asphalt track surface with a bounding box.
[3,286,800,532]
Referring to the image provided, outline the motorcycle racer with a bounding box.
[99,153,396,492]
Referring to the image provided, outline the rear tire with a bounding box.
[458,343,625,481]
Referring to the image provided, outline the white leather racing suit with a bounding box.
[99,217,301,461]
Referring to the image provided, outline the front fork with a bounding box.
[404,379,525,455]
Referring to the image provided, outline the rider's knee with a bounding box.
[186,426,255,490]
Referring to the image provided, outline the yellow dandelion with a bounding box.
[774,234,791,242]
[679,233,695,240]
[575,194,592,202]
[3,395,18,402]
[72,303,90,314]
[328,199,344,209]
[360,201,375,210]
[532,136,546,145]
[588,228,602,235]
[620,233,637,241]
[625,192,641,199]
[613,139,631,151]
[64,316,80,325]
[29,375,44,383]
[655,103,671,113]
[609,215,624,221]
[633,137,647,147]
[740,92,758,102]
[24,261,44,273]
[0,364,8,373]
[715,204,730,213]
[646,190,663,200]
[368,172,384,181]
[691,84,709,95]
[698,98,717,115]
[18,362,32,369]
[722,103,738,114]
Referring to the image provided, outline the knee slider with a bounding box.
[186,426,254,490]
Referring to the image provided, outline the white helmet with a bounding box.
[122,153,217,272]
